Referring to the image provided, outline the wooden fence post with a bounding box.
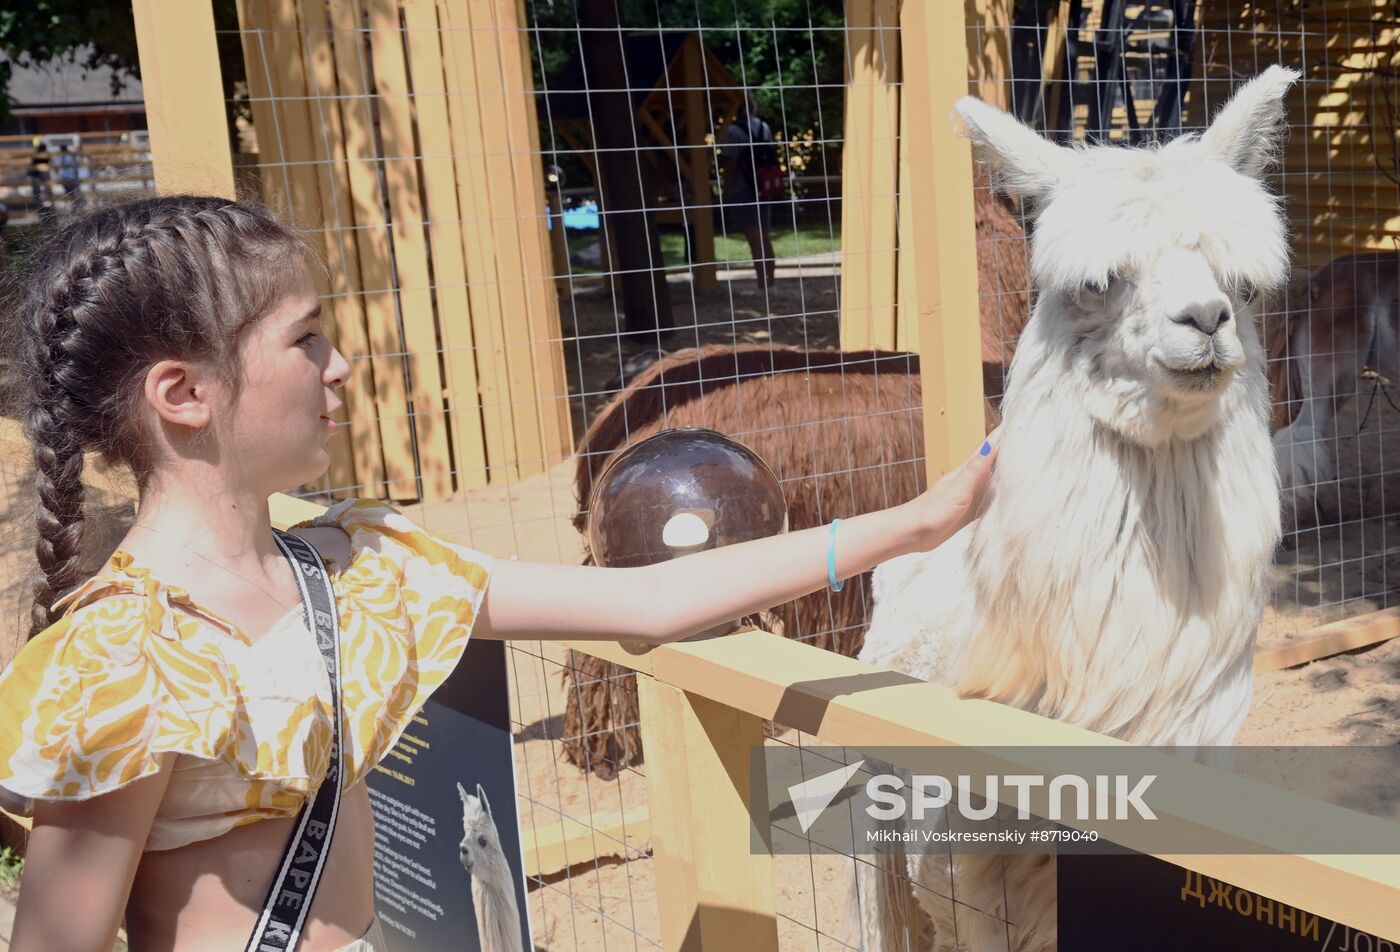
[131,0,235,197]
[637,674,778,952]
[839,0,902,351]
[900,0,986,479]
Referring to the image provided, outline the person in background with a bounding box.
[721,95,780,290]
[53,144,84,209]
[26,138,50,209]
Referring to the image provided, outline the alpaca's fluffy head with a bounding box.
[955,66,1300,446]
[458,781,501,875]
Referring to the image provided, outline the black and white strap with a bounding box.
[245,530,344,952]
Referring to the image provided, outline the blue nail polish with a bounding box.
[979,441,991,457]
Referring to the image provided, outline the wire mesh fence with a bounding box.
[0,0,1389,947]
[210,0,1400,948]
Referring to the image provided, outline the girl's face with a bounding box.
[218,264,351,494]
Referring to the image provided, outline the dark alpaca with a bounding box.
[561,345,925,778]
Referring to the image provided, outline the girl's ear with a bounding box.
[143,359,214,430]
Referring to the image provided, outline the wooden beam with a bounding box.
[1254,607,1400,673]
[520,807,650,879]
[900,0,987,477]
[132,0,235,197]
[637,675,779,952]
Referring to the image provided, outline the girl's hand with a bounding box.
[905,426,1002,550]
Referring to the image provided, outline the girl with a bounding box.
[0,196,998,951]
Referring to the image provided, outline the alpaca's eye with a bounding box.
[1238,280,1258,302]
[1083,274,1115,296]
[477,835,488,848]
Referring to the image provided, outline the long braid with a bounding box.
[9,196,304,639]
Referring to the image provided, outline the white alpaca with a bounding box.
[853,66,1298,951]
[458,782,525,952]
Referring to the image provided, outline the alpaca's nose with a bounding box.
[1170,302,1232,336]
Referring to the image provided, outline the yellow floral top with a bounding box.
[0,498,492,851]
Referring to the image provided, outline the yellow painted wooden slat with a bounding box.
[637,675,778,952]
[330,0,419,502]
[400,0,491,491]
[296,0,388,499]
[454,0,550,478]
[233,0,283,204]
[132,0,235,197]
[901,0,986,475]
[249,0,360,496]
[365,0,454,501]
[839,0,901,351]
[438,0,521,483]
[500,0,573,470]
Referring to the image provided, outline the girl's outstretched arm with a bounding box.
[474,430,1000,645]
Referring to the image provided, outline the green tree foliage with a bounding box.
[0,0,246,133]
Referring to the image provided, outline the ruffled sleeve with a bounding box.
[0,595,241,816]
[289,498,493,776]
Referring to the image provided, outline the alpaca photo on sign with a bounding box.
[853,65,1300,951]
[458,782,526,952]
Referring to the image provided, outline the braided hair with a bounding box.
[6,196,305,639]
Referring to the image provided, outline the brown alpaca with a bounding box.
[559,182,1032,778]
[561,345,925,777]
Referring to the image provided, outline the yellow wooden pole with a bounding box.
[637,675,779,952]
[839,0,902,351]
[131,0,235,197]
[900,0,987,478]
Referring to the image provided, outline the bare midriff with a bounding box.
[125,780,376,951]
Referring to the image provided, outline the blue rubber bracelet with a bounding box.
[828,518,845,592]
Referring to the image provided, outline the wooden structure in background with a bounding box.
[1192,0,1400,269]
[546,33,741,294]
[839,0,1003,469]
[139,0,572,502]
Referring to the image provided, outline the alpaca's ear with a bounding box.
[457,781,470,805]
[953,96,1076,204]
[477,782,492,818]
[1198,65,1301,177]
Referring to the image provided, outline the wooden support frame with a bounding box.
[637,675,779,952]
[570,629,1400,942]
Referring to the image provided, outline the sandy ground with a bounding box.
[2,270,1399,948]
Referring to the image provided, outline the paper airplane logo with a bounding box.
[787,759,865,833]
